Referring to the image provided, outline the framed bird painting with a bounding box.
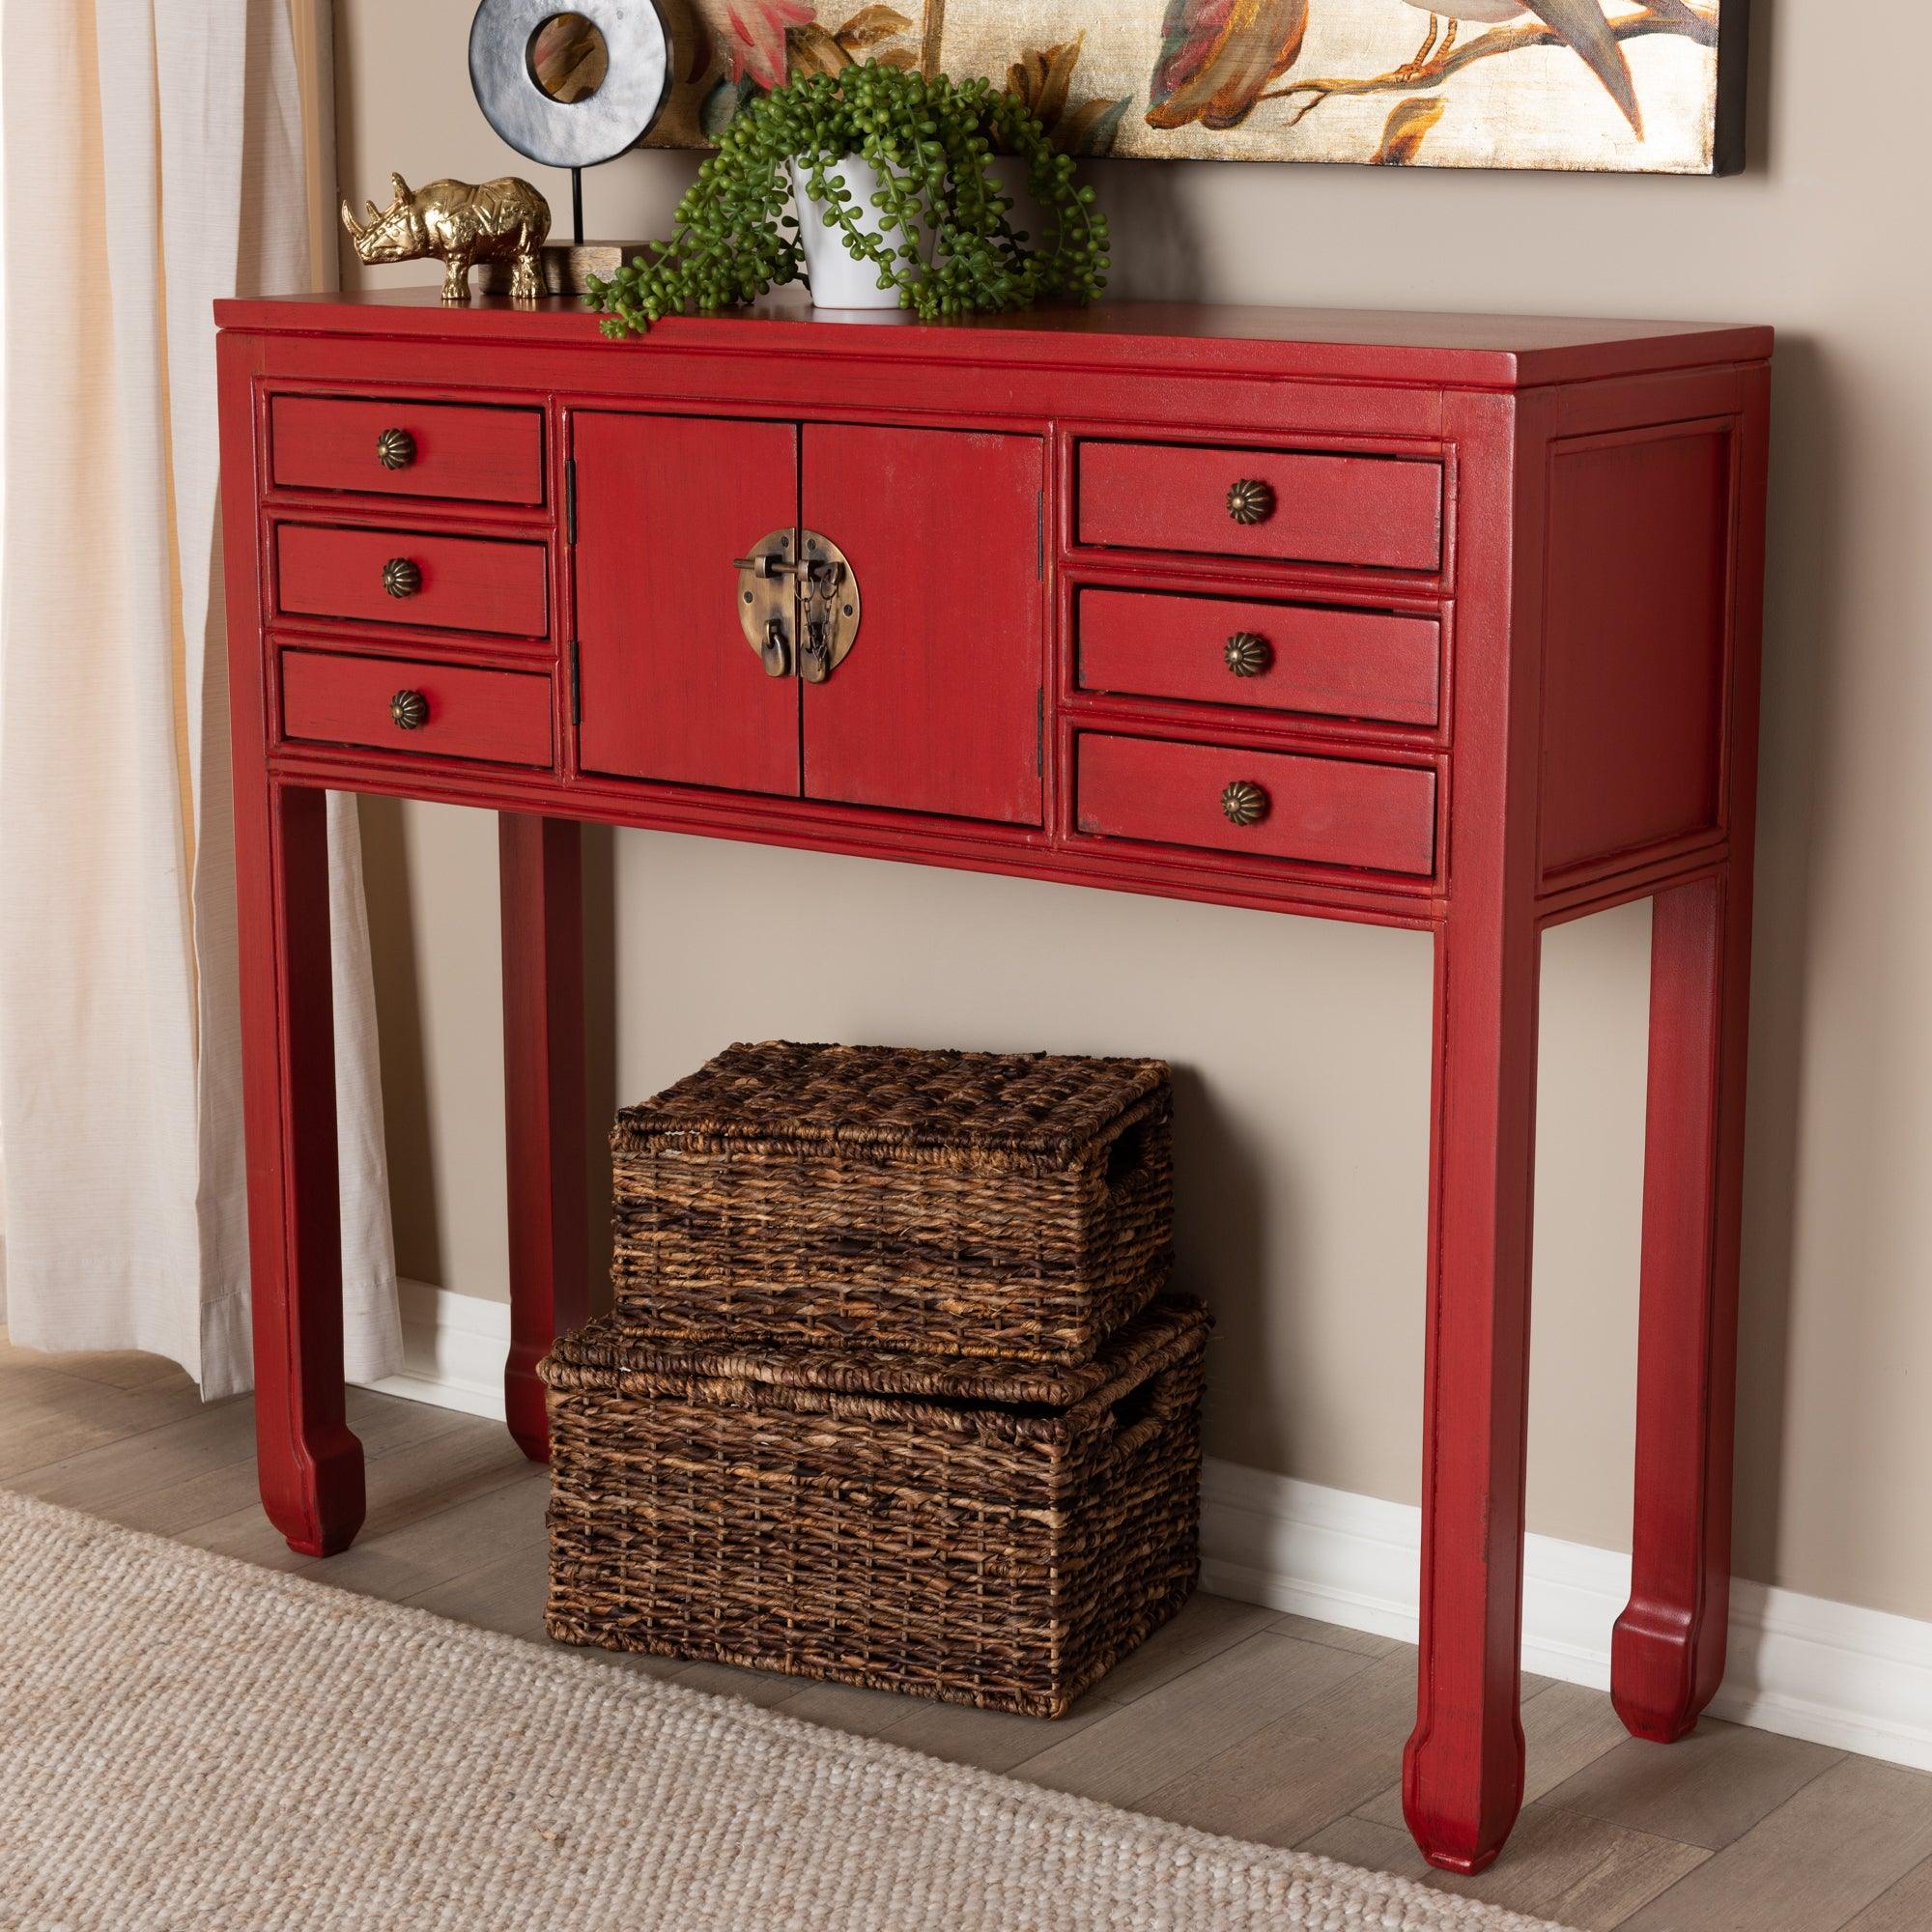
[648,0,1747,175]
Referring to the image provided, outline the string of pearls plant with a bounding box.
[585,64,1110,336]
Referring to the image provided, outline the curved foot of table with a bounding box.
[1402,1726,1525,1875]
[258,1420,367,1557]
[504,1350,554,1465]
[1611,1602,1715,1744]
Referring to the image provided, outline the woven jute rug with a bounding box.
[0,1492,1573,1931]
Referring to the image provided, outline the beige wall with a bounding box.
[334,1,1932,1623]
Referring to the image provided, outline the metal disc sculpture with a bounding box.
[469,1,671,276]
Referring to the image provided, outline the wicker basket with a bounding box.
[609,1041,1173,1366]
[541,1297,1208,1719]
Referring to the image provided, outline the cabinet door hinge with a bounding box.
[564,456,578,545]
[1036,689,1044,778]
[569,639,582,726]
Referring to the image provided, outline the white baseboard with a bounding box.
[364,1280,512,1422]
[367,1283,1932,1776]
[1202,1459,1932,1775]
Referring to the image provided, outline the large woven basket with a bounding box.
[610,1041,1173,1365]
[541,1297,1208,1719]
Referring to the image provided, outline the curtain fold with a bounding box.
[0,0,400,1397]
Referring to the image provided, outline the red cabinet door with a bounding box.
[574,412,801,796]
[803,426,1043,826]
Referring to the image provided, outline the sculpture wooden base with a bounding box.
[481,241,650,298]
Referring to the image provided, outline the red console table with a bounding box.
[214,290,1771,1873]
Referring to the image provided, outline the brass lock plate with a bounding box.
[732,528,861,683]
[795,530,861,684]
[735,529,796,677]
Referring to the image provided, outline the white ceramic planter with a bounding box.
[789,155,931,310]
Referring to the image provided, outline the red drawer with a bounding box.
[1075,733,1436,876]
[274,525,549,638]
[279,650,554,768]
[1078,588,1440,727]
[270,396,544,505]
[1077,440,1443,573]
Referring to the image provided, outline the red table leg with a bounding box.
[237,781,366,1556]
[498,812,588,1463]
[1612,871,1751,1740]
[1403,907,1543,1874]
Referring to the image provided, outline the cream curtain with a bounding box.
[0,0,400,1397]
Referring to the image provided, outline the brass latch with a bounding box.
[732,529,862,684]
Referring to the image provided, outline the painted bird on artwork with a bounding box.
[1146,0,1701,136]
[1393,0,1702,134]
[1147,0,1310,131]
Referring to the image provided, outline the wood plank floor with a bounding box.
[6,1330,1929,1932]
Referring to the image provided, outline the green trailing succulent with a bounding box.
[585,64,1110,336]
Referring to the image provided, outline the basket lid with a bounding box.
[541,1294,1208,1412]
[612,1041,1169,1168]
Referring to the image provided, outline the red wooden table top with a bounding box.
[215,287,1773,391]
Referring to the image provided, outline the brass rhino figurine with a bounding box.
[340,173,551,304]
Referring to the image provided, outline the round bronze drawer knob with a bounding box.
[382,556,422,599]
[390,689,430,732]
[1224,631,1272,678]
[1226,478,1275,526]
[376,427,416,470]
[1221,780,1269,827]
